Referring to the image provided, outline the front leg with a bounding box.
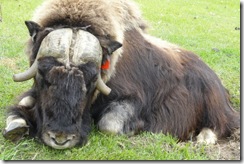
[3,113,29,142]
[3,90,36,142]
[95,101,144,135]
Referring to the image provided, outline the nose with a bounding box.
[48,131,76,146]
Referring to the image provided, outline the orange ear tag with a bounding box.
[101,59,110,70]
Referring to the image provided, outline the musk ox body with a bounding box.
[3,0,239,149]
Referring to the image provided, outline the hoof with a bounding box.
[3,119,29,143]
[196,128,217,145]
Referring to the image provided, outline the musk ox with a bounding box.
[3,0,239,149]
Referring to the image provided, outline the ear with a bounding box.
[106,41,122,54]
[98,36,122,55]
[99,40,122,71]
[25,21,41,41]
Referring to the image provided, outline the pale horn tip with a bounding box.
[12,60,38,82]
[96,74,112,95]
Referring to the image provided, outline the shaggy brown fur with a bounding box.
[92,29,240,140]
[4,0,239,149]
[26,0,239,140]
[29,0,147,84]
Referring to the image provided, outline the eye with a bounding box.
[36,71,52,89]
[78,62,99,84]
[83,74,97,91]
[38,57,62,74]
[72,118,77,124]
[43,79,52,88]
[91,74,98,83]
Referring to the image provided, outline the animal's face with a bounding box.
[35,57,97,149]
[13,21,122,149]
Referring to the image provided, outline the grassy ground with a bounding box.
[0,0,240,160]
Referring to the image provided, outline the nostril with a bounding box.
[47,132,58,143]
[47,131,55,137]
[68,134,76,140]
[50,136,56,142]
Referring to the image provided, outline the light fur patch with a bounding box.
[18,96,36,107]
[196,128,217,144]
[32,0,145,44]
[142,32,183,65]
[98,102,134,135]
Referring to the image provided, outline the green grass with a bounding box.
[0,0,240,160]
[136,0,240,108]
[1,130,208,160]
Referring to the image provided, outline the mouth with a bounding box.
[42,131,79,149]
[51,137,71,146]
[46,138,73,149]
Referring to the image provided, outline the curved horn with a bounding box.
[73,30,112,95]
[13,28,112,95]
[96,74,111,95]
[13,59,38,82]
[13,28,73,82]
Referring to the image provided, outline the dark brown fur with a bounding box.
[5,0,239,148]
[92,29,240,140]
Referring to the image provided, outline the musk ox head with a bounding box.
[13,21,122,149]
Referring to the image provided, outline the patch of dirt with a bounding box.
[0,57,18,70]
[175,128,240,160]
[128,128,240,160]
[203,128,240,160]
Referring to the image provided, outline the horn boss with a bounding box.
[13,28,111,95]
